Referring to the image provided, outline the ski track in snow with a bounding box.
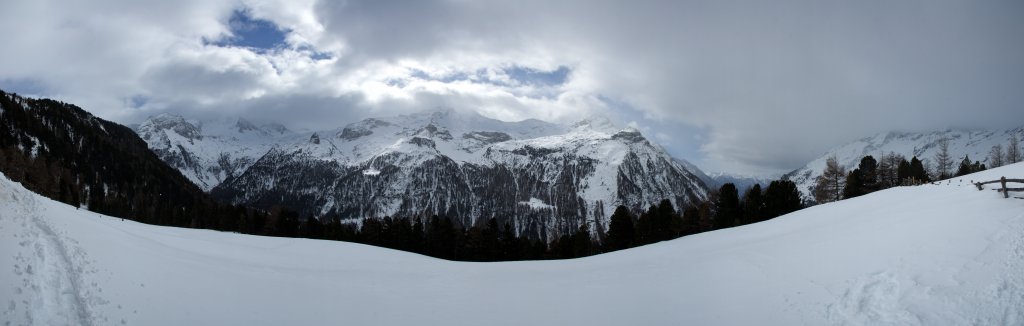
[2,183,106,326]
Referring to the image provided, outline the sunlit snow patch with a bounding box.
[518,197,554,210]
[362,168,381,176]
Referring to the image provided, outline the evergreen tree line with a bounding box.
[604,180,803,253]
[814,151,988,204]
[288,179,805,260]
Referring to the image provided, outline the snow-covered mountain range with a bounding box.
[136,114,299,191]
[784,127,1024,199]
[137,109,709,240]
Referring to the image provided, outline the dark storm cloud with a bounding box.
[2,0,1022,175]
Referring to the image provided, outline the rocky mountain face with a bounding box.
[784,127,1024,199]
[135,114,298,191]
[139,109,710,240]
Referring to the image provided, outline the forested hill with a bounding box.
[0,90,229,227]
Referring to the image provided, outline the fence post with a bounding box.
[1002,176,1008,199]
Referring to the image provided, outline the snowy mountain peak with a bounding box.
[234,118,262,134]
[134,114,301,191]
[570,116,618,133]
[611,127,646,143]
[137,113,202,141]
[338,118,393,141]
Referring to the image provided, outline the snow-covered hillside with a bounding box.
[785,127,1024,199]
[3,163,1023,325]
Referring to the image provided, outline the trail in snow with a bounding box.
[1,181,105,326]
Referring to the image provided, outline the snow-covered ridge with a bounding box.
[785,127,1024,199]
[3,163,1023,325]
[134,113,302,191]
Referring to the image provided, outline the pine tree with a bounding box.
[897,158,912,184]
[843,169,863,199]
[299,215,324,239]
[955,155,973,177]
[412,218,425,253]
[813,156,845,204]
[714,183,741,229]
[681,205,701,236]
[764,180,802,219]
[500,222,519,260]
[653,199,677,241]
[908,156,930,184]
[857,156,879,193]
[634,206,653,246]
[605,205,635,251]
[570,223,594,258]
[741,184,764,224]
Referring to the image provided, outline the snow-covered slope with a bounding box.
[3,163,1023,325]
[135,114,299,191]
[210,109,708,240]
[785,127,1024,199]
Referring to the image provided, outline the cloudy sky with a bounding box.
[2,0,1023,175]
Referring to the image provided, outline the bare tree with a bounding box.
[877,152,905,188]
[989,144,1004,168]
[933,138,953,180]
[1008,133,1022,164]
[813,156,846,204]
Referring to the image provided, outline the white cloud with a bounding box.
[2,0,1023,175]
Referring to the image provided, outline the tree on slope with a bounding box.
[714,183,741,229]
[933,138,953,180]
[813,156,846,204]
[955,155,985,177]
[989,144,1005,168]
[843,169,863,199]
[877,152,905,189]
[1009,133,1022,164]
[605,205,635,252]
[764,180,802,219]
[907,156,930,185]
[741,184,764,225]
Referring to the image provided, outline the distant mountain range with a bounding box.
[137,109,710,240]
[783,127,1024,199]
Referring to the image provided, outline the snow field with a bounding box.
[2,163,1024,325]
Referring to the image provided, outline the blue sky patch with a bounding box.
[126,95,148,109]
[504,66,570,87]
[0,78,48,96]
[408,66,571,87]
[209,9,288,50]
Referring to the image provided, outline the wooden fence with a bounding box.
[974,177,1024,198]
